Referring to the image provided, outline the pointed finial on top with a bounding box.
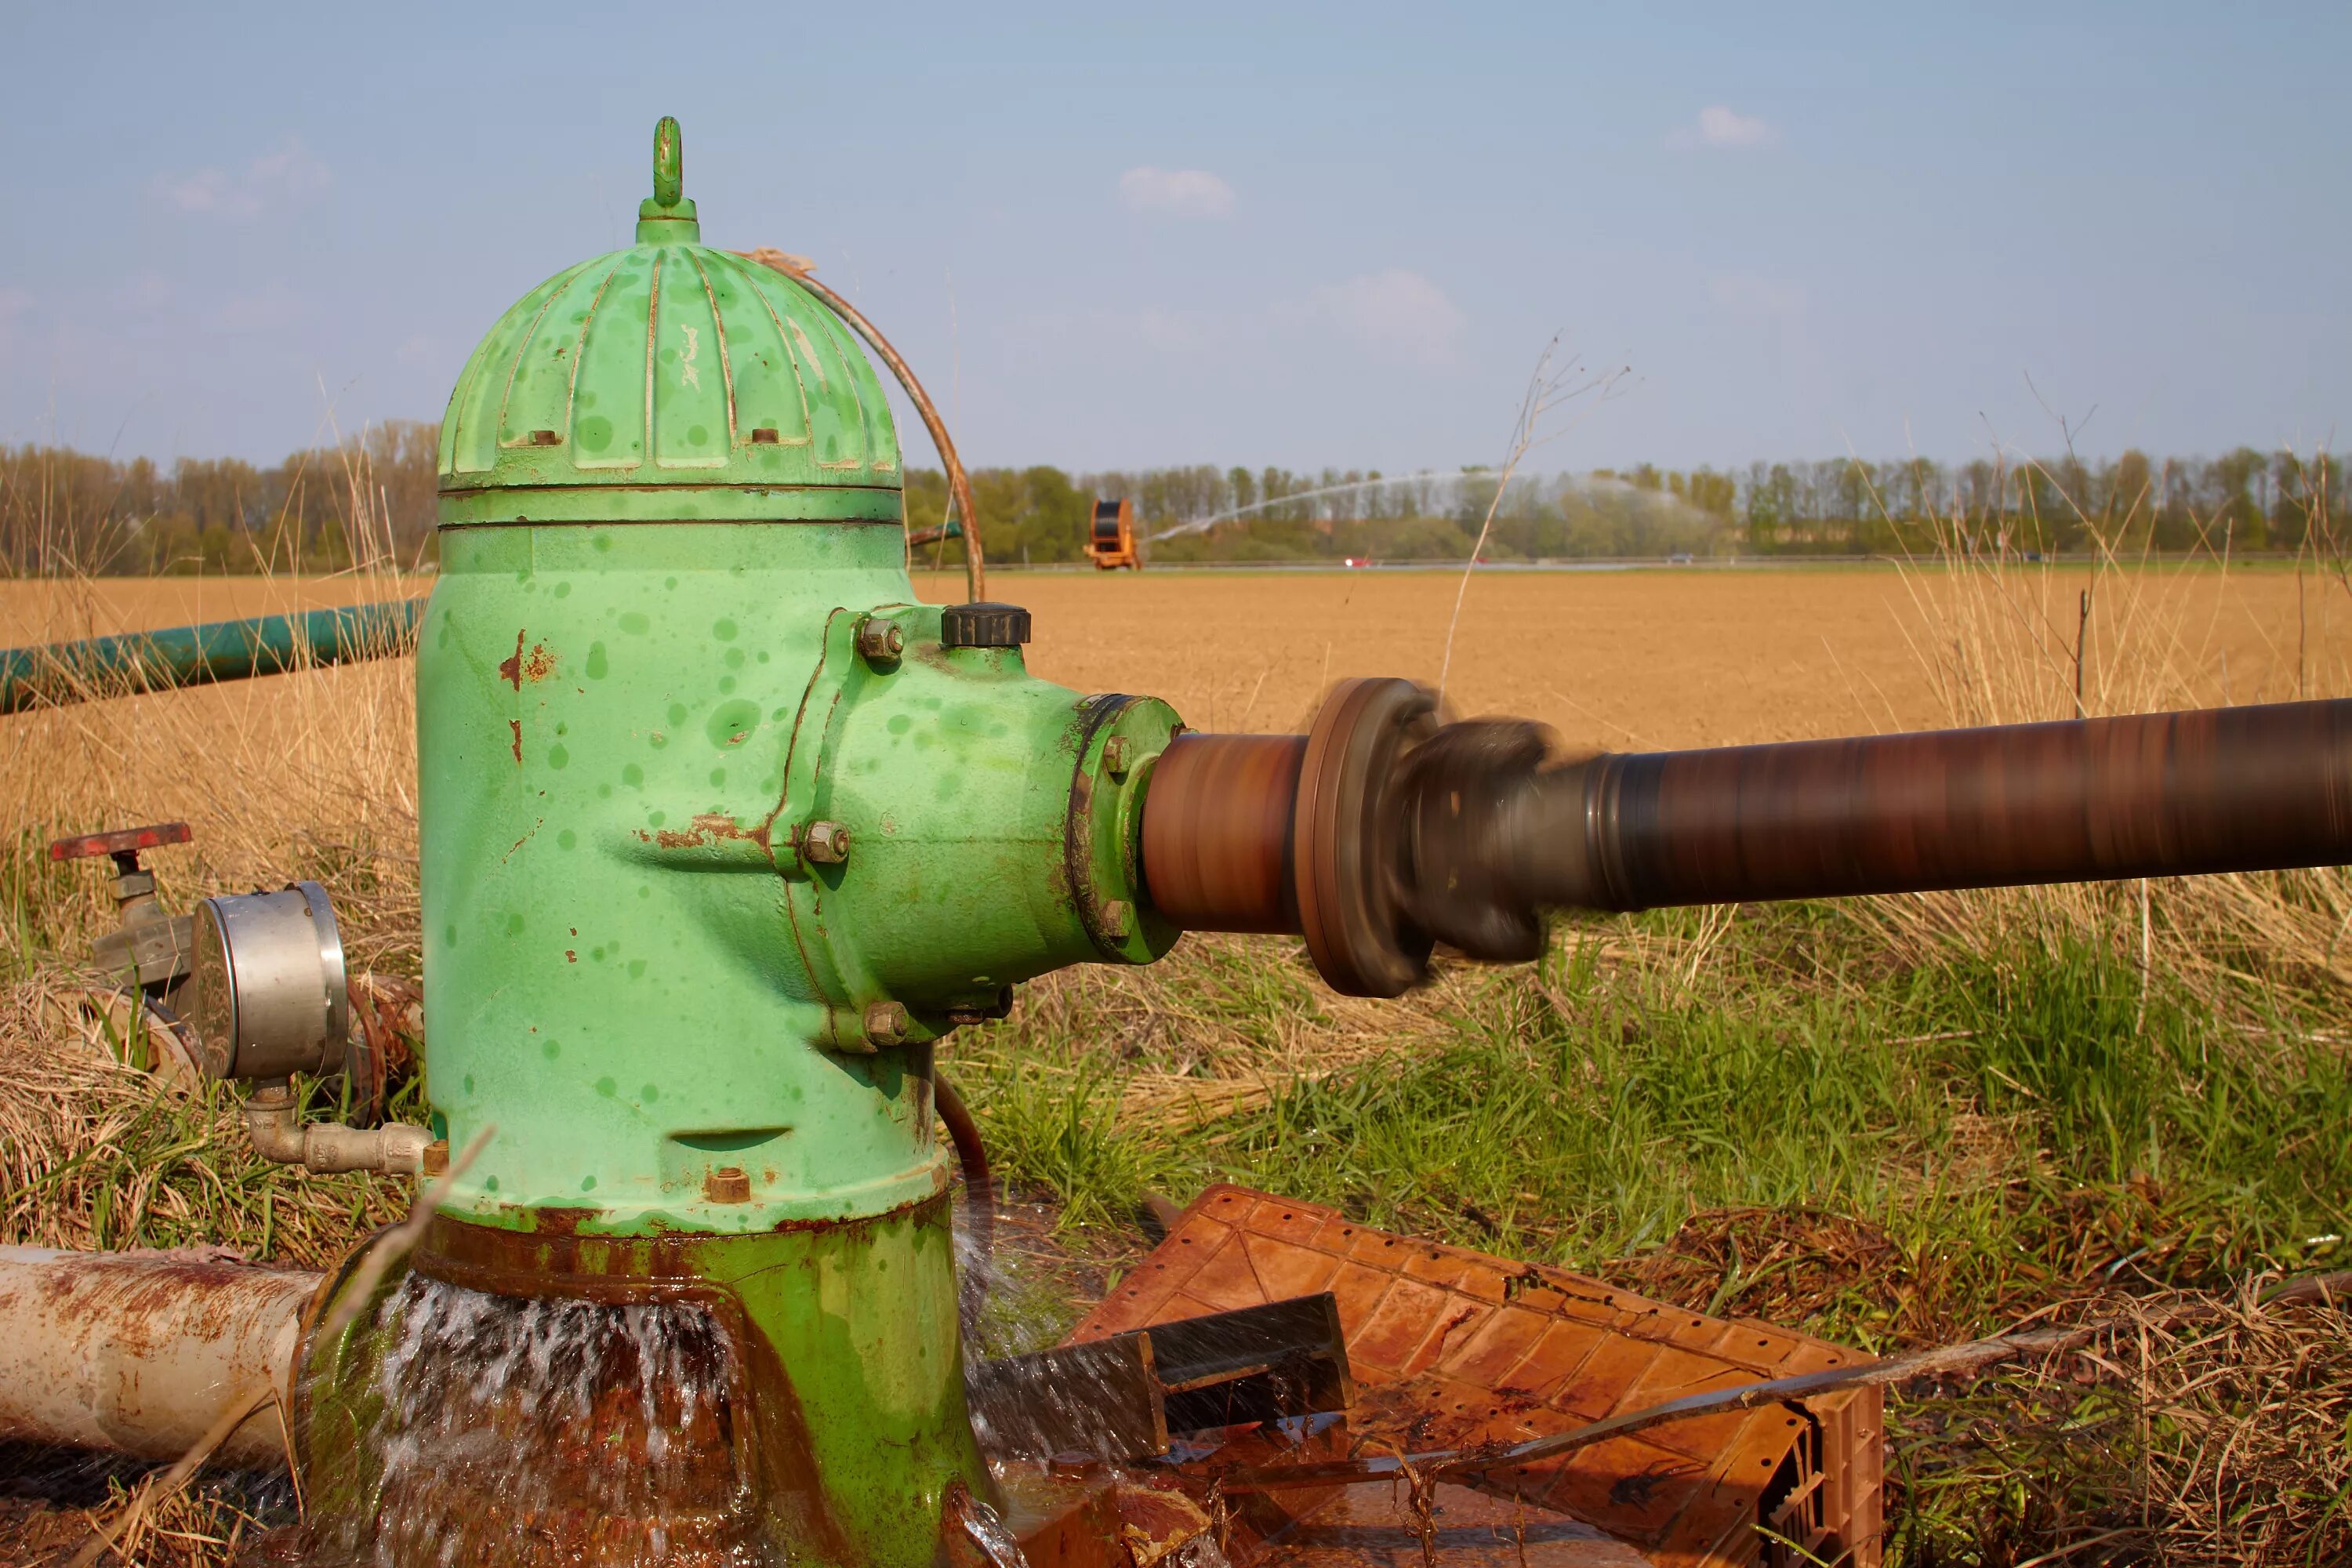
[636,116,700,245]
[652,115,683,207]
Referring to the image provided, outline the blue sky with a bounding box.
[2,3,2346,475]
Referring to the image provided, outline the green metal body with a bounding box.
[0,598,424,713]
[314,120,1181,1564]
[418,521,1174,1232]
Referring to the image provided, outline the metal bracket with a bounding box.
[967,1293,1353,1464]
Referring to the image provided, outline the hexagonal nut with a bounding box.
[703,1166,752,1203]
[419,1139,451,1178]
[864,1000,912,1047]
[1098,899,1132,941]
[800,820,851,865]
[855,615,906,665]
[1102,735,1132,779]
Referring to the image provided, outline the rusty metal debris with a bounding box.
[971,1294,1352,1465]
[1051,1185,1884,1568]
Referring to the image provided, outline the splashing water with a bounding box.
[945,1481,1033,1568]
[285,1216,1212,1566]
[302,1274,759,1568]
[953,1192,1091,1363]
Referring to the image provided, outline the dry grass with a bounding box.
[1833,500,2352,1010]
[0,1481,285,1568]
[0,967,407,1263]
[2127,1285,2352,1564]
[1889,1279,2352,1566]
[0,443,421,982]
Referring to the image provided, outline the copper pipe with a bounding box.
[739,252,986,604]
[1138,734,1306,932]
[1518,698,2352,912]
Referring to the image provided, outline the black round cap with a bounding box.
[940,601,1033,649]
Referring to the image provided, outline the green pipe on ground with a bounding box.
[0,597,427,714]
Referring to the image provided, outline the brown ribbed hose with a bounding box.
[1520,697,2352,911]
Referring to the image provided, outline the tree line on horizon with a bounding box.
[0,426,2340,574]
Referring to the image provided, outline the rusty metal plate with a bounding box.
[969,1334,1167,1462]
[1263,1482,1650,1568]
[1067,1186,1883,1568]
[971,1294,1352,1465]
[1149,1292,1352,1436]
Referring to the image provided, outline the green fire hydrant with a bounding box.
[304,120,1179,1564]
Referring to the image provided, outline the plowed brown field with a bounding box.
[3,564,2325,753]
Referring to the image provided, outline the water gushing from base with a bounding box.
[301,1275,759,1568]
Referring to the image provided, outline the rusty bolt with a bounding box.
[704,1166,752,1203]
[800,820,851,865]
[419,1139,451,1177]
[1099,899,1132,940]
[864,1000,911,1047]
[1102,736,1132,779]
[855,616,906,666]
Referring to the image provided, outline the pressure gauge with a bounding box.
[187,882,349,1082]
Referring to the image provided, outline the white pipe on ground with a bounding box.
[0,1246,319,1469]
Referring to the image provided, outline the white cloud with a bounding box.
[1670,105,1777,150]
[1305,269,1467,368]
[1117,166,1236,220]
[154,137,331,217]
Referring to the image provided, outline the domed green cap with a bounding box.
[437,117,901,524]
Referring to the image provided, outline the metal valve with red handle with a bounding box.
[48,820,196,997]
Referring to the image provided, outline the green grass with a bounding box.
[947,906,2352,1562]
[958,911,2349,1340]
